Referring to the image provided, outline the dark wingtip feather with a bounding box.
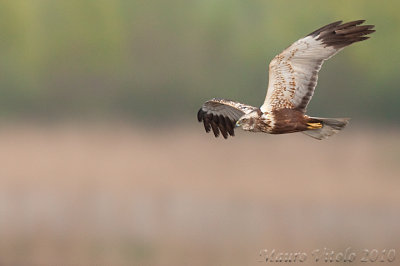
[212,114,219,123]
[197,108,203,122]
[210,120,220,138]
[225,119,235,136]
[362,29,376,35]
[335,25,373,35]
[312,20,375,48]
[203,115,211,133]
[307,20,342,36]
[218,115,229,139]
[335,20,365,30]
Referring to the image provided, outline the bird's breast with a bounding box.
[257,113,275,133]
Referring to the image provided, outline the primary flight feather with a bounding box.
[197,20,375,140]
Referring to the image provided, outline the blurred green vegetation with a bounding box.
[0,0,399,122]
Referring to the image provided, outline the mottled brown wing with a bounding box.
[261,20,375,113]
[197,98,257,139]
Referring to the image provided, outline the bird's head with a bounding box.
[236,111,259,131]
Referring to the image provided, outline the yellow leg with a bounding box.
[307,122,323,129]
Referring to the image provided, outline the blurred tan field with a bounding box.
[0,122,399,265]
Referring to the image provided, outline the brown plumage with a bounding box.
[197,20,375,140]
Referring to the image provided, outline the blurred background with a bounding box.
[0,0,399,265]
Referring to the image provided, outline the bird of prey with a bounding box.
[197,20,375,140]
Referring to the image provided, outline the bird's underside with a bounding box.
[197,20,374,140]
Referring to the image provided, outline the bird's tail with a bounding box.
[303,117,350,140]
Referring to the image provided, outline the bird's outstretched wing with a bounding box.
[197,98,257,138]
[261,20,375,113]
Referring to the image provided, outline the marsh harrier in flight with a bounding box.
[197,20,374,140]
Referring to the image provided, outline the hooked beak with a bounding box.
[235,121,241,127]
